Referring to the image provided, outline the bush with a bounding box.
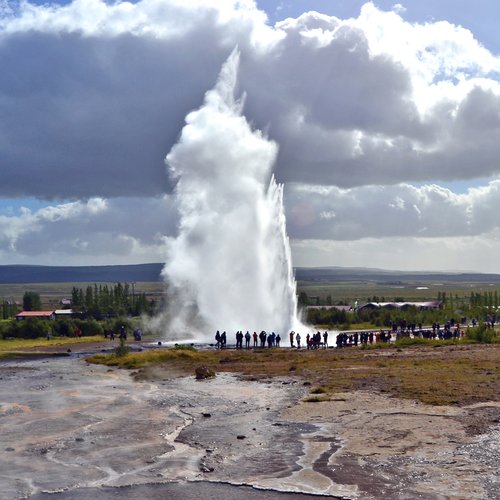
[52,318,75,337]
[105,317,132,337]
[3,318,51,339]
[115,336,131,357]
[73,318,103,337]
[465,323,497,343]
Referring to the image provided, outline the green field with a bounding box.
[297,279,500,305]
[1,279,500,309]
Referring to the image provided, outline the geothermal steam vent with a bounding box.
[161,50,301,341]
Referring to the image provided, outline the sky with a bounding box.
[1,0,500,272]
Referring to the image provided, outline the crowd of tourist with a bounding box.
[213,318,483,350]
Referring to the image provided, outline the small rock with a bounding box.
[195,366,215,380]
[236,435,246,440]
[202,412,211,418]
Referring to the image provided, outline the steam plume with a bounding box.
[161,49,300,340]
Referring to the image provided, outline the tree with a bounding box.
[298,291,309,306]
[1,300,18,319]
[23,291,41,311]
[71,287,81,307]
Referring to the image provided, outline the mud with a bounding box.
[0,350,498,499]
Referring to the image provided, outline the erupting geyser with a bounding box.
[161,50,301,341]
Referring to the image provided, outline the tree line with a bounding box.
[0,284,156,320]
[71,283,155,319]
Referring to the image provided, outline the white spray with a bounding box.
[161,50,301,341]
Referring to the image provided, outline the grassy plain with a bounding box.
[2,278,499,309]
[297,279,500,303]
[0,335,105,360]
[88,342,499,407]
[0,336,104,351]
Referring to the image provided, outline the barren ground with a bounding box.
[0,342,498,499]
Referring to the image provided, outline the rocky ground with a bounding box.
[0,343,498,499]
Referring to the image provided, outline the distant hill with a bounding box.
[1,264,499,285]
[0,264,164,284]
[294,266,500,284]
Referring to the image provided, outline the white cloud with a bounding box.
[291,233,500,273]
[1,0,500,199]
[1,1,500,269]
[285,181,500,240]
[0,196,177,264]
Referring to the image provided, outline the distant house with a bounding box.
[16,311,55,321]
[59,298,72,307]
[357,301,442,311]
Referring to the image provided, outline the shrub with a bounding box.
[106,317,133,337]
[465,323,497,343]
[4,318,50,339]
[115,336,131,357]
[73,318,103,337]
[52,318,75,337]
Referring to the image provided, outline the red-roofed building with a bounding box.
[15,311,55,321]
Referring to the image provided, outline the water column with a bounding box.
[161,49,301,341]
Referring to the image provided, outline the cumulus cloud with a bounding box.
[0,195,177,264]
[291,233,500,272]
[1,1,500,269]
[0,0,274,199]
[1,0,500,200]
[285,181,500,240]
